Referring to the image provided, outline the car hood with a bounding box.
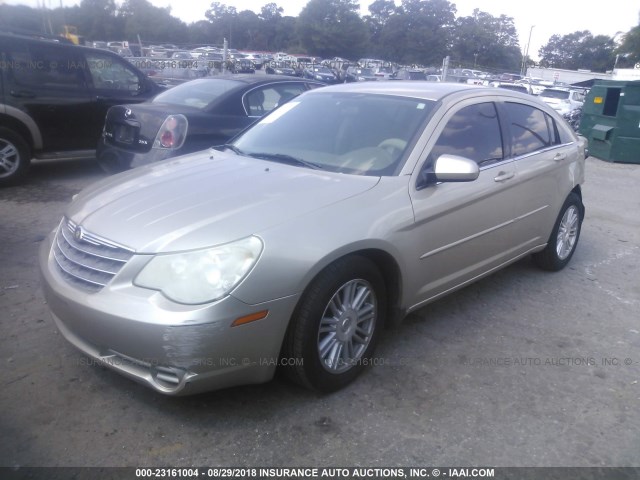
[67,152,380,253]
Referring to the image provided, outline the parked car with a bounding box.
[230,58,256,74]
[170,51,193,60]
[40,82,587,395]
[0,31,163,186]
[302,65,338,83]
[539,88,585,115]
[372,65,394,80]
[96,75,325,172]
[344,66,378,82]
[265,62,297,76]
[90,40,109,50]
[243,53,264,69]
[492,82,533,95]
[113,46,133,57]
[391,68,426,81]
[144,63,208,87]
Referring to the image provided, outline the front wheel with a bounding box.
[282,256,386,392]
[0,128,31,186]
[533,192,584,271]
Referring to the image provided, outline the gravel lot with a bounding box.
[0,156,639,468]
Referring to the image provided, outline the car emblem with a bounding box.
[124,108,132,117]
[74,226,84,242]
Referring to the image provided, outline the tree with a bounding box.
[616,14,640,67]
[376,0,456,65]
[118,0,188,43]
[77,0,119,40]
[259,3,285,51]
[451,9,521,71]
[204,2,238,46]
[273,16,299,52]
[297,0,369,58]
[539,31,616,72]
[363,0,397,56]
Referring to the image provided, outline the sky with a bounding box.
[5,0,639,60]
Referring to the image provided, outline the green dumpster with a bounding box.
[579,80,640,164]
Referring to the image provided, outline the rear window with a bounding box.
[499,84,528,94]
[504,102,553,156]
[9,42,85,89]
[152,78,242,108]
[540,89,570,100]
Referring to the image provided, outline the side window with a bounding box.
[244,84,306,117]
[504,102,552,156]
[10,43,84,89]
[430,102,503,166]
[83,51,142,93]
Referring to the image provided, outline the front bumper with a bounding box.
[39,230,299,395]
[96,139,178,173]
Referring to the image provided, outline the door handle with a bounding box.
[494,171,515,182]
[10,90,36,98]
[553,153,567,162]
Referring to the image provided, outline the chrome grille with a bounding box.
[52,218,135,292]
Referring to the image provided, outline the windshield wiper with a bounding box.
[247,152,323,170]
[215,144,245,155]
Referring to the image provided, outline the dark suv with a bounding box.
[0,31,162,185]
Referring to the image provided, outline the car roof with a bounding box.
[305,81,494,101]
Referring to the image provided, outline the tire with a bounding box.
[283,256,386,392]
[97,148,131,174]
[533,192,584,271]
[0,127,31,187]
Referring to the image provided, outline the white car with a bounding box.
[539,88,585,115]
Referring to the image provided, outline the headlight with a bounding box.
[134,236,263,304]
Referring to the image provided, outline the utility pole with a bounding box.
[442,56,449,82]
[520,25,535,77]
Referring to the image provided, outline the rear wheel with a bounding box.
[0,128,31,186]
[283,256,386,392]
[97,147,131,174]
[533,192,584,271]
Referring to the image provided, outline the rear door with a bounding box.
[81,49,159,147]
[4,38,94,152]
[497,100,582,248]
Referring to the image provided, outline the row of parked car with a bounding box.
[0,30,588,186]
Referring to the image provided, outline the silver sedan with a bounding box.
[40,82,587,395]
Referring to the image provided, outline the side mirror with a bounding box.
[434,154,480,182]
[417,154,479,189]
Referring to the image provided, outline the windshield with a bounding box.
[152,78,242,109]
[232,92,435,176]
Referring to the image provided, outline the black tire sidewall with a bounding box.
[0,128,31,186]
[536,192,583,271]
[287,256,386,392]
